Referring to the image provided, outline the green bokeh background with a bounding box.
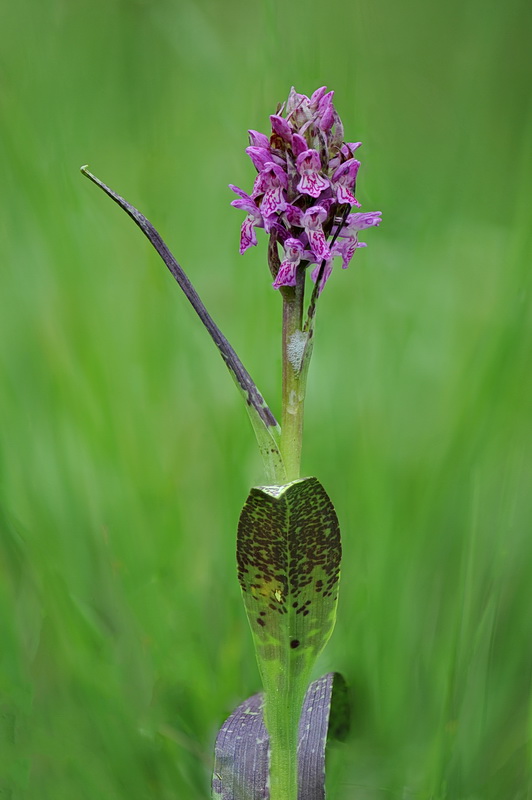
[1,1,531,798]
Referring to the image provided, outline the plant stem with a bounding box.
[266,688,305,800]
[280,271,306,483]
[261,271,308,800]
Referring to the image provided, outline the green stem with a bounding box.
[262,271,310,800]
[265,687,306,800]
[280,271,306,483]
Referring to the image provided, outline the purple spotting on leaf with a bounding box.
[230,86,381,291]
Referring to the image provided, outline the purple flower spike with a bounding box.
[230,86,381,291]
[272,238,305,289]
[332,159,361,206]
[296,150,329,198]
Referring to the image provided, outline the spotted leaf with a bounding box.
[236,477,341,799]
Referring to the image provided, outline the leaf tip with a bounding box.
[80,166,97,185]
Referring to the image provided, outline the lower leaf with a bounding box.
[236,477,342,800]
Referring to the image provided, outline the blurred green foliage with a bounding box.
[1,0,531,798]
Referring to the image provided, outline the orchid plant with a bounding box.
[82,85,380,800]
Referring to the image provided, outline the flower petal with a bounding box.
[240,216,258,254]
[296,150,329,198]
[231,197,260,216]
[270,114,293,142]
[310,86,329,107]
[307,229,330,261]
[273,260,298,289]
[332,159,361,205]
[248,129,270,148]
[292,133,308,158]
[246,146,272,172]
[342,211,382,234]
[260,187,286,217]
[229,184,251,200]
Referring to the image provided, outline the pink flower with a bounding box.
[302,206,330,262]
[341,211,382,234]
[272,238,305,289]
[331,159,361,206]
[252,163,288,217]
[229,185,264,254]
[296,150,330,198]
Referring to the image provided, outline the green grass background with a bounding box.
[1,0,531,798]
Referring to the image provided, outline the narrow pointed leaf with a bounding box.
[212,672,349,800]
[236,477,341,799]
[80,166,286,483]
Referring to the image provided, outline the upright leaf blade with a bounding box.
[236,477,341,800]
[80,167,286,484]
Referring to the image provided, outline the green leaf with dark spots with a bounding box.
[236,477,341,800]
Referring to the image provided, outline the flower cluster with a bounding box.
[230,86,381,292]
